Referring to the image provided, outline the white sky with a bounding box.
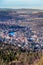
[0,0,43,9]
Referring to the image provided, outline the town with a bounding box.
[0,9,43,65]
[0,22,43,52]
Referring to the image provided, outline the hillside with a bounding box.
[34,55,43,65]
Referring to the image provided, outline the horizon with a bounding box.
[0,7,43,11]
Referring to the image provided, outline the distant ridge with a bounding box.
[0,8,43,12]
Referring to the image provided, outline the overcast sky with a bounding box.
[0,0,43,9]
